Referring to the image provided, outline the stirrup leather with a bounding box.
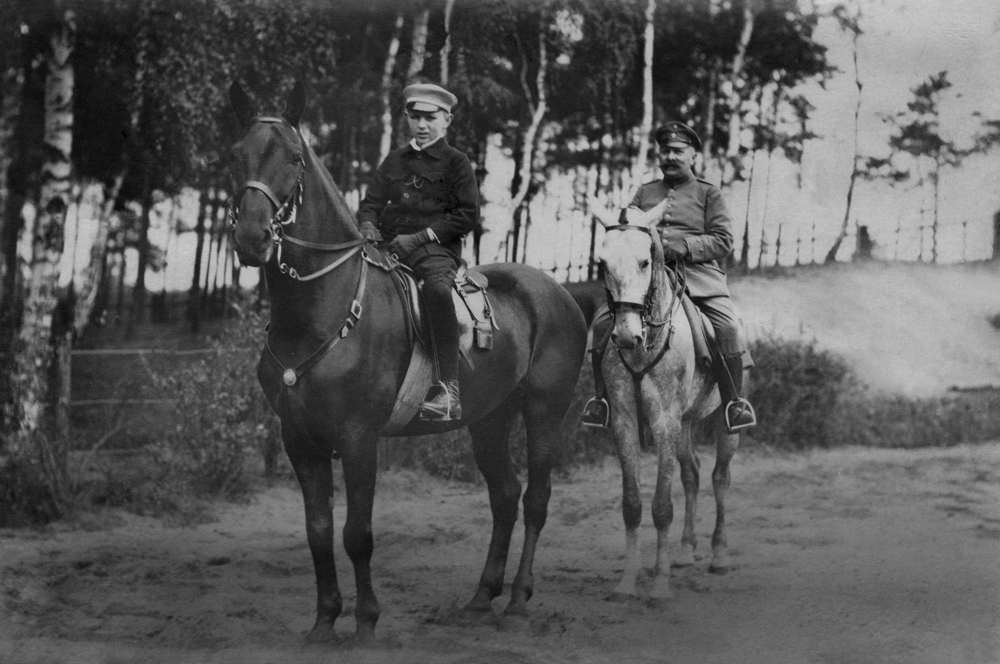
[581,396,610,428]
[724,397,757,433]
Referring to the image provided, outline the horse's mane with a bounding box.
[300,134,360,229]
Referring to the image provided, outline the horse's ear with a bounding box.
[230,82,255,128]
[587,196,618,228]
[285,79,306,126]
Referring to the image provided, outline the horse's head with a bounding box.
[599,224,665,350]
[226,81,307,267]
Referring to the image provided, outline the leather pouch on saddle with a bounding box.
[454,263,495,351]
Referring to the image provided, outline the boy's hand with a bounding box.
[359,221,382,241]
[388,229,431,260]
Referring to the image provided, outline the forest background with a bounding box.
[0,0,999,523]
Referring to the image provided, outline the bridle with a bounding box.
[603,224,677,352]
[228,115,366,282]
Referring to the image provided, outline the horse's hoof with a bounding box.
[671,549,696,568]
[606,591,637,603]
[459,604,498,626]
[355,623,376,644]
[646,595,673,610]
[304,622,339,644]
[498,612,531,633]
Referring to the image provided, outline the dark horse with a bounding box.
[226,81,587,642]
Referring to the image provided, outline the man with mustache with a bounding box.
[357,83,479,421]
[582,121,756,433]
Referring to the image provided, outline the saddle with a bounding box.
[588,291,714,369]
[380,257,499,434]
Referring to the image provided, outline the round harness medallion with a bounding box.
[282,369,297,386]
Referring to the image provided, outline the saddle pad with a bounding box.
[680,294,714,369]
[382,269,498,434]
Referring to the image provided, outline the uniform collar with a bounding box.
[662,167,695,187]
[407,137,447,158]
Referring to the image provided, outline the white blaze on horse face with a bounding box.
[600,228,653,348]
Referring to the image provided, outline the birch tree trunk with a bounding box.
[440,0,456,84]
[3,7,76,502]
[406,5,430,82]
[377,13,405,164]
[720,1,755,186]
[825,8,862,263]
[633,0,655,184]
[508,25,548,263]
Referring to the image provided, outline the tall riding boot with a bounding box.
[419,284,462,422]
[581,315,613,428]
[721,353,756,433]
[581,347,610,428]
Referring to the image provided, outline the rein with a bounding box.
[605,224,684,378]
[230,115,375,387]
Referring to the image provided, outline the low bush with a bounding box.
[746,335,861,449]
[146,299,280,506]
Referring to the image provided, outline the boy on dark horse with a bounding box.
[357,83,478,421]
[582,121,757,433]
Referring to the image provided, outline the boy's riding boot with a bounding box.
[419,378,462,421]
[721,353,756,433]
[419,280,462,422]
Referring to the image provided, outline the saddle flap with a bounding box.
[456,261,489,293]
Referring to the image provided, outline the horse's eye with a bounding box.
[639,259,650,269]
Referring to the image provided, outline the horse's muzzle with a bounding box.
[611,307,645,350]
[231,224,274,267]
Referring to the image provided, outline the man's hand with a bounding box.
[359,221,382,241]
[388,229,431,260]
[662,236,688,262]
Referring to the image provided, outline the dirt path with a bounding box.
[3,443,1000,664]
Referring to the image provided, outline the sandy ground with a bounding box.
[3,442,1000,664]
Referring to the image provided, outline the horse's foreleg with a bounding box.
[465,401,519,614]
[649,399,682,602]
[340,435,381,641]
[674,418,700,567]
[609,392,643,600]
[505,396,562,618]
[710,423,741,574]
[287,443,342,643]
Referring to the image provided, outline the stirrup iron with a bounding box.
[581,396,610,429]
[724,397,757,433]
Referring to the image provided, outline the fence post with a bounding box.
[993,210,1000,260]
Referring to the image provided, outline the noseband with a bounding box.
[228,116,305,233]
[228,115,365,282]
[604,224,673,350]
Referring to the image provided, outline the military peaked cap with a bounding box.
[404,83,458,113]
[655,121,702,150]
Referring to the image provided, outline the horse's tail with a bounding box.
[561,279,605,327]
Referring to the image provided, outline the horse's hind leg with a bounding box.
[504,393,565,617]
[465,398,520,615]
[709,414,741,574]
[285,437,344,643]
[673,418,700,567]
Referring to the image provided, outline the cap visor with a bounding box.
[407,100,441,113]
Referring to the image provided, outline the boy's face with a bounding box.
[406,107,452,146]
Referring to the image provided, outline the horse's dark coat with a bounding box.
[227,81,587,642]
